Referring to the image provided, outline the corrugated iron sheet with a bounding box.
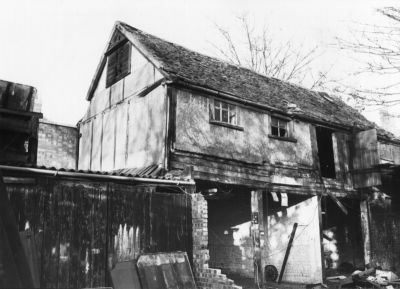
[0,163,184,181]
[137,252,196,289]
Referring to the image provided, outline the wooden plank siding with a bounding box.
[78,35,165,172]
[3,179,192,289]
[352,129,381,188]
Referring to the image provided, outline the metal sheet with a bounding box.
[137,252,196,289]
[111,261,141,289]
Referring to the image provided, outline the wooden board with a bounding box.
[91,116,103,170]
[114,102,128,169]
[137,252,196,289]
[352,129,381,188]
[101,108,116,171]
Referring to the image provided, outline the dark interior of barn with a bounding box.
[322,197,364,276]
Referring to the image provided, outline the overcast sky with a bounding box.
[0,0,397,126]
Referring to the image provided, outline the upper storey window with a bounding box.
[209,98,243,130]
[270,117,288,138]
[106,40,131,87]
[213,100,238,125]
[268,116,296,142]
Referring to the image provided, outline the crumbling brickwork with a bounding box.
[191,193,242,289]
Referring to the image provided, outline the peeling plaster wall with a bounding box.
[78,45,166,171]
[174,89,313,167]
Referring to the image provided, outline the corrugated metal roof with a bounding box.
[0,163,190,181]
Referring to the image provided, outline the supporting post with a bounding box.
[360,200,371,265]
[278,222,298,284]
[251,190,262,286]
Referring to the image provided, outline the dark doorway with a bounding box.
[203,184,254,281]
[316,127,336,179]
[322,198,364,276]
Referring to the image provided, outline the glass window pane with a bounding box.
[271,117,279,126]
[222,102,229,110]
[271,126,279,136]
[214,100,221,108]
[222,109,229,122]
[279,128,287,137]
[214,107,221,121]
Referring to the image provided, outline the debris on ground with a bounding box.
[325,266,400,289]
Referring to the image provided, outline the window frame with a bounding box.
[209,98,243,131]
[268,115,296,142]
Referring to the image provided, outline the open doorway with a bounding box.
[316,126,336,179]
[205,184,255,285]
[322,197,364,276]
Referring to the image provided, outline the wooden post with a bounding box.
[278,223,298,284]
[360,200,371,265]
[251,190,262,286]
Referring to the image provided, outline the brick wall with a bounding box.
[37,121,78,169]
[191,193,242,289]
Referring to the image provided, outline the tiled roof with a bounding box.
[117,22,398,140]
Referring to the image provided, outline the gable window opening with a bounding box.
[106,40,131,88]
[271,117,288,138]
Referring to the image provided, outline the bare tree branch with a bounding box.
[333,7,400,111]
[211,15,330,90]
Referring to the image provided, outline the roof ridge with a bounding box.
[118,22,317,94]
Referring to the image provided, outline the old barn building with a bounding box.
[2,22,400,289]
[75,22,400,288]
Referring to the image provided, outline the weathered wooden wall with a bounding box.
[78,43,166,171]
[4,179,191,288]
[369,199,400,272]
[378,141,400,164]
[368,170,400,273]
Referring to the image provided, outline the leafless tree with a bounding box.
[335,7,400,110]
[211,15,331,90]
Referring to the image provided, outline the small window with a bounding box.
[270,117,288,138]
[106,41,131,87]
[211,99,239,126]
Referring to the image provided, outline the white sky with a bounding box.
[0,0,398,127]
